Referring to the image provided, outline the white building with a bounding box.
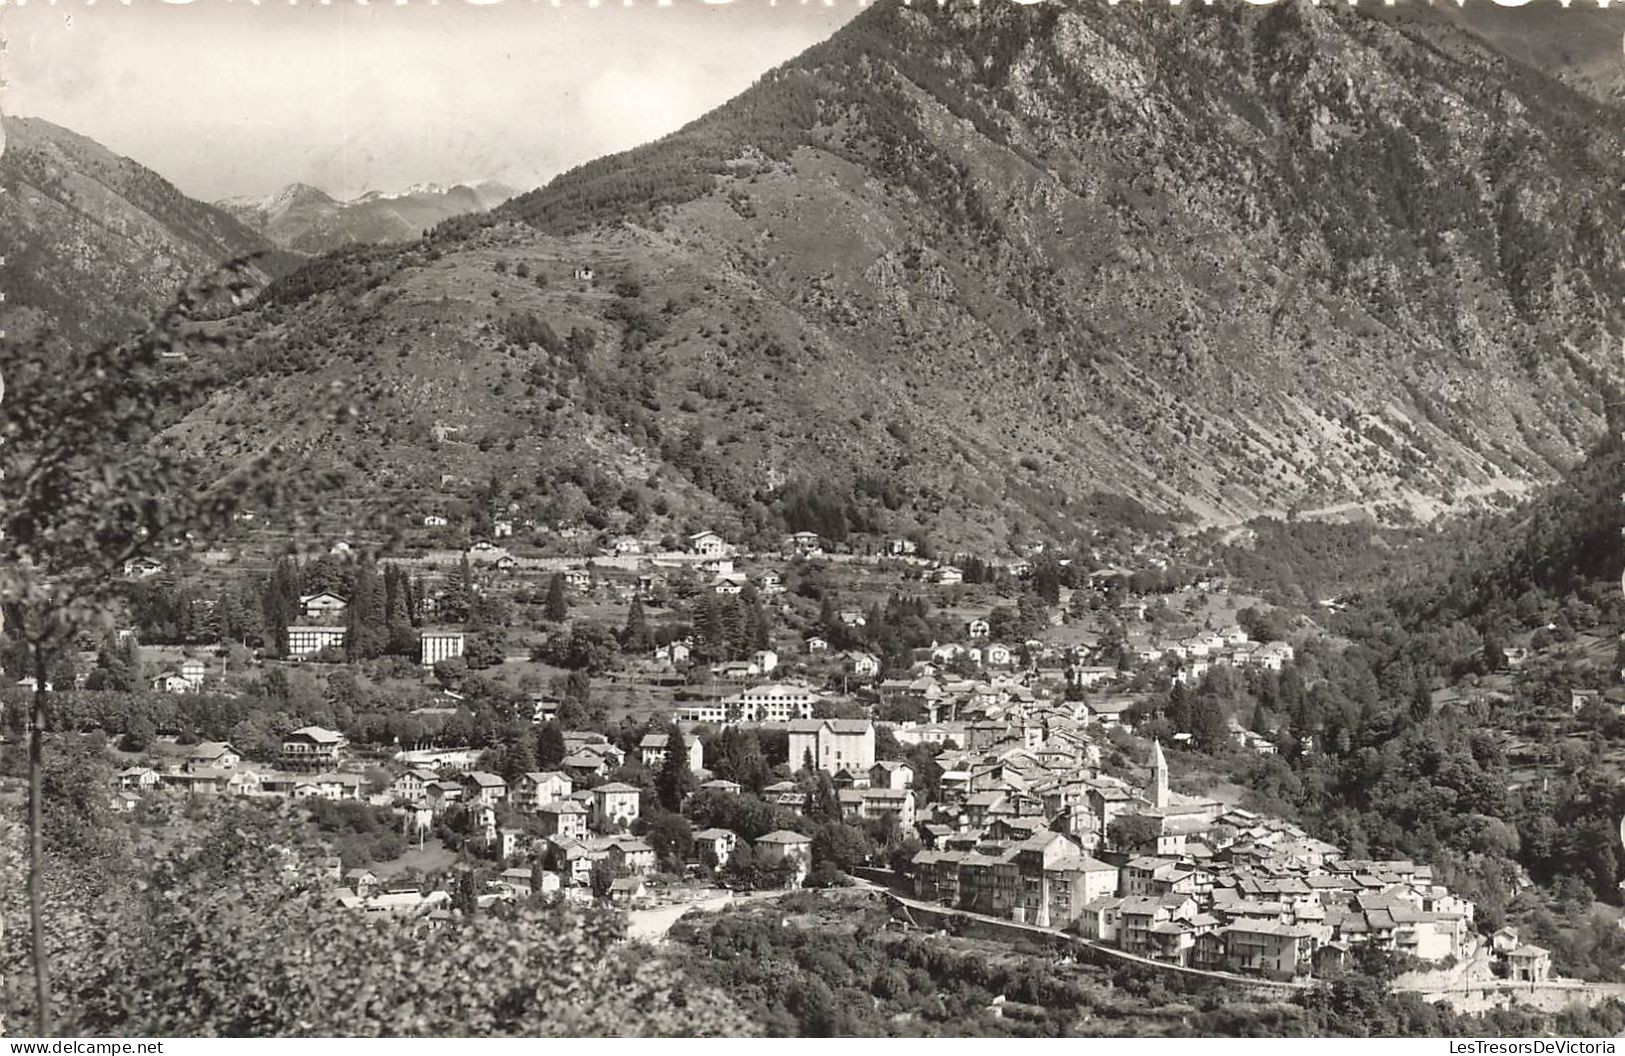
[420,631,466,668]
[286,626,347,658]
[725,683,817,723]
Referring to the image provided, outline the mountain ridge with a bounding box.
[216,180,517,255]
[0,114,295,349]
[167,0,1625,548]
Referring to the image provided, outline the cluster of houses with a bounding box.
[1121,624,1295,683]
[112,726,354,807]
[332,738,819,915]
[907,740,1500,983]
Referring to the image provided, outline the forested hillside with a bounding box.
[161,0,1625,548]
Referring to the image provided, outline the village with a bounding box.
[58,518,1565,994]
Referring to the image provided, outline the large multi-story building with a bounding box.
[787,718,875,776]
[419,631,465,668]
[726,683,817,723]
[286,626,347,659]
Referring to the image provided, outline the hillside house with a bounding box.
[1086,697,1136,728]
[466,541,511,564]
[391,768,439,802]
[299,591,348,620]
[186,742,241,771]
[781,531,823,556]
[1252,642,1294,671]
[605,836,656,876]
[845,651,881,678]
[178,658,208,687]
[927,566,964,586]
[688,531,728,558]
[870,760,914,790]
[639,733,704,773]
[653,641,692,665]
[1222,921,1313,980]
[755,831,812,886]
[1505,944,1552,983]
[514,771,573,811]
[281,726,347,770]
[463,771,508,807]
[966,618,990,640]
[123,557,165,579]
[694,828,738,869]
[592,782,641,829]
[118,766,162,792]
[150,671,194,693]
[837,787,917,830]
[537,800,589,841]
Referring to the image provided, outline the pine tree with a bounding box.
[621,597,650,653]
[817,594,838,637]
[696,594,725,661]
[345,562,387,660]
[503,722,539,784]
[656,722,694,811]
[749,597,770,651]
[545,573,569,622]
[537,722,567,769]
[453,868,480,917]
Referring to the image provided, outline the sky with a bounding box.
[0,0,862,202]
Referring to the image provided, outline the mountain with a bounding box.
[169,0,1625,549]
[0,115,293,349]
[217,181,517,255]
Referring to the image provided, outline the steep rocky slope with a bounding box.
[217,181,516,255]
[0,115,293,348]
[172,0,1625,549]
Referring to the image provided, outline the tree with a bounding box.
[656,723,696,812]
[464,630,508,670]
[454,867,481,918]
[642,812,694,871]
[545,573,570,622]
[0,261,335,1032]
[120,713,157,753]
[345,561,387,661]
[1108,814,1163,853]
[434,656,468,689]
[589,859,614,900]
[537,722,568,769]
[14,802,755,1036]
[501,723,538,785]
[621,596,650,653]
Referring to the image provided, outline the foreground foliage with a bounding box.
[0,796,753,1037]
